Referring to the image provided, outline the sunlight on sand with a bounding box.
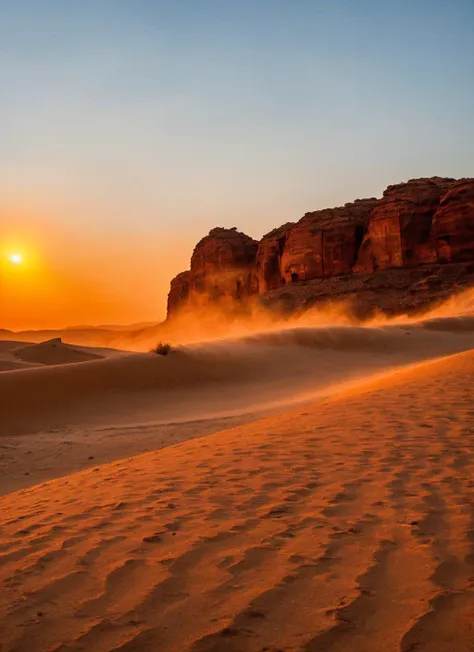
[1,291,474,650]
[1,351,474,650]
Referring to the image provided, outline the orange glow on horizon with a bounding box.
[0,203,188,332]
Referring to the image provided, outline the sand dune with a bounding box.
[2,320,474,435]
[0,359,37,372]
[0,341,43,371]
[12,338,104,366]
[0,339,106,371]
[418,314,474,332]
[2,316,474,495]
[1,350,473,651]
[0,327,130,349]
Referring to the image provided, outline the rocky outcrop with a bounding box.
[278,199,378,286]
[354,177,456,273]
[434,179,474,263]
[189,227,258,298]
[167,271,190,318]
[167,228,258,316]
[261,261,474,318]
[254,223,294,294]
[166,177,474,318]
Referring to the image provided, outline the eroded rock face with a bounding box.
[167,228,258,316]
[255,223,294,294]
[166,177,474,319]
[355,178,456,273]
[189,227,258,299]
[278,199,378,285]
[434,179,474,263]
[167,271,190,318]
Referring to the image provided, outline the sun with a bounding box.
[9,253,22,265]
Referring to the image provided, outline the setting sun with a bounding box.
[9,253,22,265]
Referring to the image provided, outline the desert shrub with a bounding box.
[150,342,172,356]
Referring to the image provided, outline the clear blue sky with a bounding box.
[1,0,474,325]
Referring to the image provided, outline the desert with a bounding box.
[1,327,474,651]
[2,2,474,649]
[2,298,474,650]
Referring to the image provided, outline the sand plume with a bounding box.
[2,314,474,439]
[2,284,474,352]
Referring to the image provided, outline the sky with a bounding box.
[1,0,473,329]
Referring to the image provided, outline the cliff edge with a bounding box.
[167,177,474,318]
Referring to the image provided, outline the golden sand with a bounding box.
[1,349,473,651]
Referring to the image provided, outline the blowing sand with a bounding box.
[1,350,473,651]
[1,311,474,651]
[2,320,474,495]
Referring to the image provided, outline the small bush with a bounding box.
[150,342,172,356]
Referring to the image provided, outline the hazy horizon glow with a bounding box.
[1,0,474,330]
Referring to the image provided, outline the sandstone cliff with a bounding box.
[434,179,474,263]
[254,223,294,294]
[354,177,456,272]
[167,227,258,317]
[167,177,474,318]
[278,198,378,285]
[167,271,190,317]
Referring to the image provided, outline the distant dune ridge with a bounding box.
[12,338,103,366]
[1,350,474,651]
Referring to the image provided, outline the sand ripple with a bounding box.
[1,351,473,651]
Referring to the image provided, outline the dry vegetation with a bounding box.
[150,341,172,355]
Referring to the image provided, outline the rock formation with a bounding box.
[167,177,474,318]
[167,228,258,316]
[254,223,294,294]
[354,177,456,273]
[278,199,378,285]
[167,271,190,317]
[434,179,474,263]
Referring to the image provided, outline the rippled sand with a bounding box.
[3,315,474,495]
[1,350,473,651]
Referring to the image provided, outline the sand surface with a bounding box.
[1,350,473,651]
[3,319,474,496]
[1,308,474,650]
